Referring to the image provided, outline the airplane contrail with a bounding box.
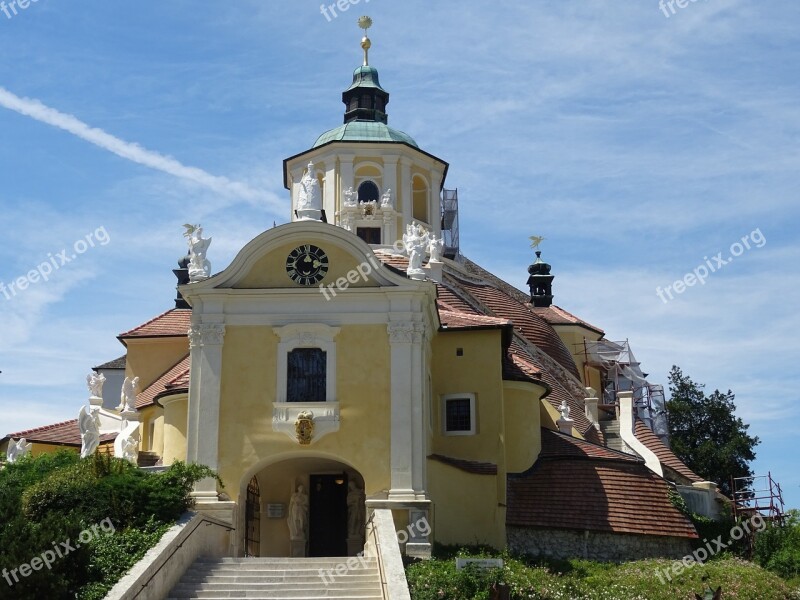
[0,86,267,202]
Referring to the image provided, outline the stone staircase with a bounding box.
[599,419,625,453]
[137,451,161,467]
[167,556,384,599]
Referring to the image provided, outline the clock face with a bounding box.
[286,244,329,285]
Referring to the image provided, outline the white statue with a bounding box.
[87,372,106,399]
[343,186,357,207]
[5,438,32,464]
[403,222,430,278]
[297,162,322,215]
[380,188,393,209]
[118,376,139,413]
[347,481,366,538]
[288,484,310,540]
[428,234,444,263]
[121,436,138,463]
[115,420,140,464]
[78,406,101,459]
[184,224,212,282]
[559,400,571,421]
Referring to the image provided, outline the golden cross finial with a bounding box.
[358,16,373,66]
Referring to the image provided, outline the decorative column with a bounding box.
[584,387,599,428]
[430,167,445,236]
[387,320,427,500]
[383,155,399,243]
[399,158,412,233]
[187,322,226,499]
[340,155,355,201]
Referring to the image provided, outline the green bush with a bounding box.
[755,511,800,582]
[406,548,800,600]
[0,452,219,600]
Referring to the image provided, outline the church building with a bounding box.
[3,22,722,563]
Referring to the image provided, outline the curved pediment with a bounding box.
[182,221,414,292]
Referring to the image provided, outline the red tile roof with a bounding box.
[3,419,117,447]
[530,305,604,335]
[635,421,703,484]
[539,428,639,462]
[119,309,192,339]
[503,342,544,383]
[429,454,498,475]
[372,249,410,273]
[438,309,511,330]
[507,429,698,539]
[436,283,482,315]
[136,355,190,409]
[447,275,580,379]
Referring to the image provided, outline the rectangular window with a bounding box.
[442,394,476,436]
[287,348,327,403]
[356,227,381,245]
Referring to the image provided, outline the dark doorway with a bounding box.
[245,476,261,557]
[309,473,348,557]
[356,227,382,245]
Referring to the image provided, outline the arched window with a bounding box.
[412,176,429,223]
[358,180,380,203]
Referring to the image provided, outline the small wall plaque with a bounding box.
[266,503,285,519]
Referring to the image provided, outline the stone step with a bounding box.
[168,591,383,599]
[186,567,379,575]
[194,559,377,567]
[180,575,380,585]
[169,556,385,600]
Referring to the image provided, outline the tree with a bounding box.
[666,366,759,497]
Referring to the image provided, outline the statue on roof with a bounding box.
[343,186,357,207]
[428,234,443,263]
[403,222,430,280]
[79,405,101,459]
[380,188,393,209]
[5,438,32,464]
[559,400,570,421]
[297,162,322,221]
[184,224,212,282]
[87,372,106,400]
[117,376,139,413]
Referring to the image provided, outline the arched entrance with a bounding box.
[238,456,365,558]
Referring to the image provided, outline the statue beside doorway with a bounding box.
[288,483,309,557]
[347,481,366,555]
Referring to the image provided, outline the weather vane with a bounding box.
[529,235,546,250]
[358,16,373,66]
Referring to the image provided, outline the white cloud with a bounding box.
[0,86,272,205]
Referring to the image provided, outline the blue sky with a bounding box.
[0,1,797,508]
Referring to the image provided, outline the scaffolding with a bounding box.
[581,339,670,443]
[731,472,785,524]
[441,188,460,259]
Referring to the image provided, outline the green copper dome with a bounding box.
[345,65,386,92]
[313,121,418,148]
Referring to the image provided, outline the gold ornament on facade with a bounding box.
[295,411,315,445]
